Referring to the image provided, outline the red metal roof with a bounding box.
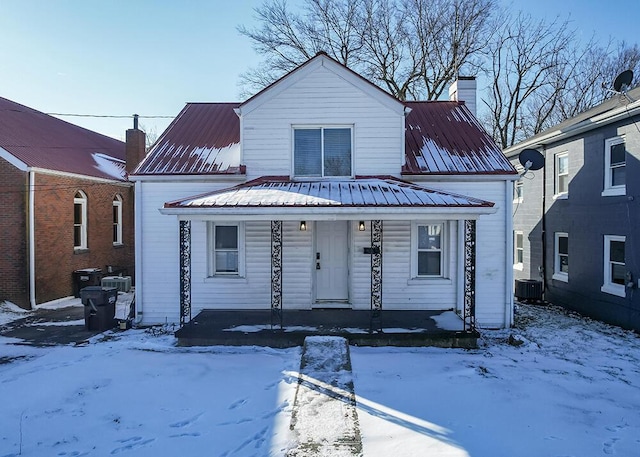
[164,176,494,209]
[133,103,243,175]
[0,96,126,181]
[403,101,516,175]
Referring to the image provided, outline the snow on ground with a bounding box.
[1,303,639,456]
[0,302,30,326]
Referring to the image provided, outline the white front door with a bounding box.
[315,221,349,302]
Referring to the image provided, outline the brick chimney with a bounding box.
[449,76,477,117]
[125,114,146,174]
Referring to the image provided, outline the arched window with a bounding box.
[113,194,123,245]
[74,191,87,249]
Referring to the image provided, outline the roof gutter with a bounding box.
[504,99,640,155]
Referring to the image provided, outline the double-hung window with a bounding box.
[513,180,523,203]
[513,231,524,269]
[602,136,626,196]
[553,232,568,282]
[293,127,352,177]
[74,191,87,250]
[416,223,444,277]
[209,223,244,276]
[113,195,123,245]
[601,235,626,297]
[554,152,568,197]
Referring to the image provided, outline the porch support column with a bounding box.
[271,220,283,329]
[463,219,476,331]
[179,220,192,326]
[370,220,383,332]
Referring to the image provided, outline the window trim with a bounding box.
[411,222,448,279]
[601,235,626,297]
[112,194,123,246]
[552,232,568,282]
[602,136,626,197]
[208,222,245,277]
[554,152,569,197]
[513,230,524,270]
[74,190,87,250]
[292,125,354,178]
[513,179,523,203]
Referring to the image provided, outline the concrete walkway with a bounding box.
[287,336,363,457]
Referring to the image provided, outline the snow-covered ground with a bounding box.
[1,303,639,456]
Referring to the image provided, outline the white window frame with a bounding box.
[74,190,87,250]
[292,125,354,178]
[208,222,245,277]
[112,195,123,245]
[554,152,569,198]
[552,232,568,282]
[411,222,448,279]
[513,179,523,203]
[602,136,626,197]
[513,230,524,270]
[601,235,626,297]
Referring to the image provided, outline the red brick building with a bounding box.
[0,97,144,308]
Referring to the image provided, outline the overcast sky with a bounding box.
[0,0,637,141]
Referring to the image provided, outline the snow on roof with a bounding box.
[0,96,126,181]
[165,177,494,209]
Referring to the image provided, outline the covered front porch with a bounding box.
[175,308,479,348]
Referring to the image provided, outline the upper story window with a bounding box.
[293,126,352,177]
[553,232,568,282]
[74,191,87,250]
[601,235,625,297]
[513,230,523,270]
[513,179,523,203]
[113,195,123,245]
[554,152,568,197]
[602,136,626,196]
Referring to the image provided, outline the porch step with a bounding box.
[287,336,363,457]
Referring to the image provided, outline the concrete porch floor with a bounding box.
[175,309,478,348]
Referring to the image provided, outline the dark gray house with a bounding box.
[504,87,640,332]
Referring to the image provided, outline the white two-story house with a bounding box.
[130,53,517,333]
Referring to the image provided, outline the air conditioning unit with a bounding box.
[514,279,543,301]
[101,276,132,293]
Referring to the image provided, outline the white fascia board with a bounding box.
[159,205,497,220]
[406,173,519,182]
[0,147,28,171]
[129,174,246,183]
[504,101,640,155]
[31,167,132,186]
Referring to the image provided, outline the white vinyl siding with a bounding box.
[552,232,568,282]
[601,235,626,297]
[602,136,626,196]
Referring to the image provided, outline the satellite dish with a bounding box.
[518,148,544,172]
[613,70,634,93]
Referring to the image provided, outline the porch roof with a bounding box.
[161,176,496,219]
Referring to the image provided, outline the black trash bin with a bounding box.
[81,286,117,331]
[73,268,103,297]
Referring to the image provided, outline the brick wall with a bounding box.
[0,158,29,307]
[34,173,135,304]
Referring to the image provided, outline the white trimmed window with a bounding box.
[514,180,523,203]
[553,232,568,282]
[602,136,626,196]
[554,152,568,197]
[74,191,87,249]
[293,126,352,177]
[601,235,626,297]
[513,231,523,270]
[209,223,244,276]
[112,195,123,245]
[412,223,446,277]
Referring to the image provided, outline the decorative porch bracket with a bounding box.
[463,219,476,332]
[179,220,192,326]
[370,220,383,332]
[271,220,283,329]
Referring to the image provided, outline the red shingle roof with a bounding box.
[0,96,126,181]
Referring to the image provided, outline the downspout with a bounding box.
[541,144,547,300]
[28,170,36,309]
[133,180,143,324]
[505,178,514,326]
